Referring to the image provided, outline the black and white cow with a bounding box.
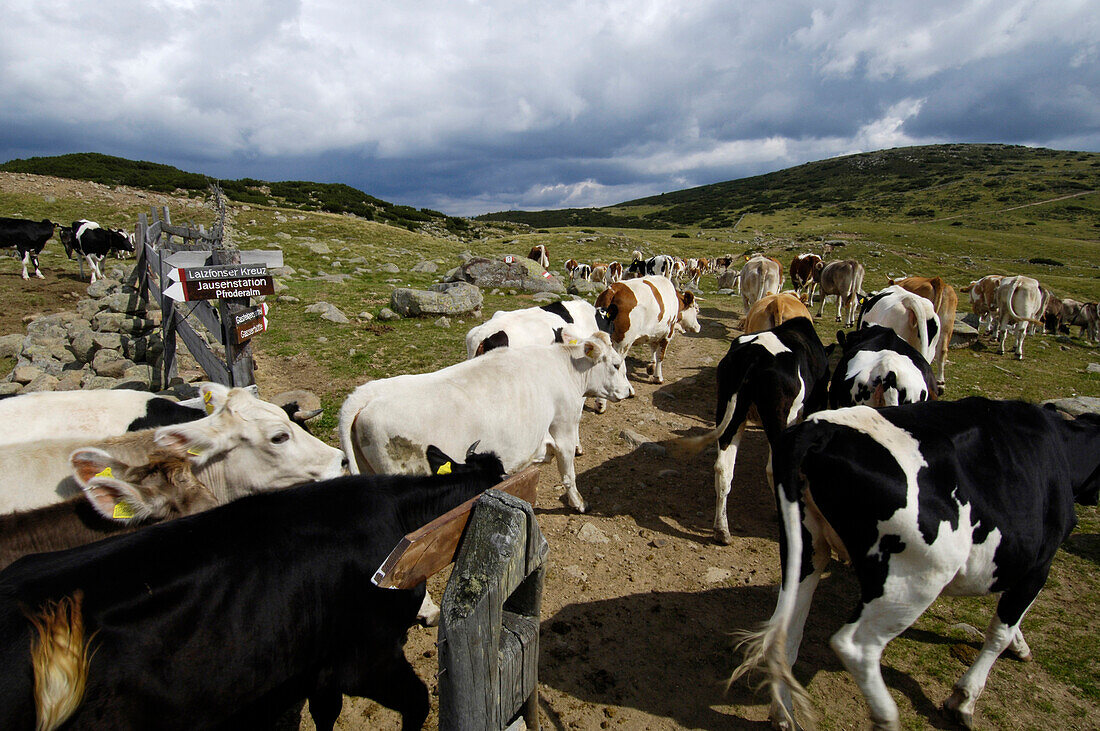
[0,217,56,279]
[625,254,674,280]
[673,317,831,544]
[732,399,1100,730]
[829,325,936,408]
[0,446,506,730]
[464,300,613,358]
[64,220,133,283]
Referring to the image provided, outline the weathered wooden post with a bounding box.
[438,489,547,730]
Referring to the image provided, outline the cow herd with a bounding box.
[0,216,134,282]
[0,238,1096,729]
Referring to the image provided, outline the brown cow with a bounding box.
[741,292,812,334]
[1080,302,1099,343]
[528,244,549,268]
[888,276,958,394]
[605,261,623,285]
[789,253,823,304]
[813,259,864,325]
[739,256,783,313]
[961,275,1003,334]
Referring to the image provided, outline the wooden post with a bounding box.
[210,242,256,388]
[438,489,547,731]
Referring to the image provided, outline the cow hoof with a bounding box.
[575,445,584,456]
[35,273,44,279]
[645,364,655,375]
[942,689,974,730]
[936,383,945,396]
[714,530,733,546]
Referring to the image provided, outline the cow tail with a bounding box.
[728,443,815,729]
[337,390,370,475]
[668,362,751,460]
[1004,281,1044,325]
[29,592,92,731]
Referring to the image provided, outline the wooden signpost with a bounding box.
[232,303,270,344]
[163,264,275,302]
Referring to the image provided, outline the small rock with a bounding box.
[410,261,438,273]
[12,365,43,385]
[358,311,374,321]
[1087,363,1100,374]
[641,442,668,458]
[22,374,60,393]
[704,568,732,584]
[619,429,647,447]
[277,295,300,304]
[435,317,451,328]
[380,262,401,274]
[378,307,400,321]
[562,565,588,582]
[577,522,610,544]
[0,383,22,396]
[649,538,668,548]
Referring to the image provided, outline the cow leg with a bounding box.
[835,293,844,322]
[997,322,1009,355]
[645,339,668,383]
[574,399,584,455]
[1013,325,1026,360]
[20,251,30,280]
[348,651,430,731]
[943,577,1044,729]
[308,688,344,731]
[30,252,43,279]
[830,583,944,730]
[550,424,584,512]
[713,420,747,544]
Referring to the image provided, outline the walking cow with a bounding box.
[813,259,864,325]
[0,217,56,279]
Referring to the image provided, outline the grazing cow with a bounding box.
[339,333,632,513]
[590,263,608,283]
[714,255,736,273]
[672,317,830,544]
[1042,290,1066,334]
[570,263,593,283]
[0,386,347,513]
[0,447,507,731]
[594,275,701,386]
[625,254,675,280]
[1059,298,1089,337]
[741,292,812,334]
[0,384,323,447]
[732,399,1100,730]
[0,216,56,279]
[961,274,1003,334]
[528,244,549,268]
[994,275,1044,359]
[563,258,579,276]
[888,275,958,393]
[67,220,133,284]
[1079,302,1100,343]
[858,284,940,364]
[829,325,936,408]
[464,300,612,358]
[0,450,218,571]
[605,260,624,285]
[813,259,865,325]
[789,253,822,304]
[738,256,783,313]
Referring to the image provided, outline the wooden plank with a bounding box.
[184,301,223,341]
[372,467,538,590]
[174,313,231,385]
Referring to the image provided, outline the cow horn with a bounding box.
[294,408,324,422]
[465,440,481,459]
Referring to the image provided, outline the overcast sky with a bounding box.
[2,1,1098,216]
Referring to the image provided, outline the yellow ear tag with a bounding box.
[95,466,114,479]
[112,502,135,520]
[568,339,578,345]
[187,447,202,456]
[436,461,452,475]
[203,391,214,415]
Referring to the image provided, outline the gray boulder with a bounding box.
[304,302,350,324]
[410,261,438,273]
[1043,396,1100,417]
[0,333,24,359]
[378,307,400,321]
[445,257,565,294]
[950,316,980,348]
[390,282,483,318]
[379,262,401,274]
[567,279,603,296]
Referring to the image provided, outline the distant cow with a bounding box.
[858,284,940,364]
[0,216,56,279]
[594,275,701,386]
[994,275,1044,359]
[672,317,830,544]
[528,244,549,268]
[739,256,783,313]
[888,275,958,393]
[813,259,864,325]
[732,399,1100,730]
[1080,302,1100,343]
[604,261,623,285]
[625,254,675,280]
[789,253,822,304]
[64,220,133,283]
[741,292,811,334]
[961,274,1003,334]
[829,325,936,408]
[570,263,593,283]
[0,447,507,730]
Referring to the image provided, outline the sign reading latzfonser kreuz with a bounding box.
[163,264,275,302]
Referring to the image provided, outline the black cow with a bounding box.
[0,217,56,280]
[732,399,1100,730]
[625,254,673,279]
[0,445,506,730]
[65,220,133,283]
[673,317,831,544]
[829,325,936,408]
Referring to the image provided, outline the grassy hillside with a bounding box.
[478,144,1100,232]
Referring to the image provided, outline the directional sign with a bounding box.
[233,303,270,344]
[163,264,274,302]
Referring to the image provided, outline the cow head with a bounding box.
[570,332,633,402]
[70,448,218,524]
[152,386,347,499]
[678,291,701,333]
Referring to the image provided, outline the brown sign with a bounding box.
[164,264,275,302]
[233,304,270,344]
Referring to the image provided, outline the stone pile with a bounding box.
[1,269,165,395]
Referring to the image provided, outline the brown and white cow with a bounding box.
[605,261,624,285]
[789,253,823,304]
[995,275,1045,359]
[590,263,608,283]
[528,244,549,268]
[739,256,783,313]
[1080,302,1100,343]
[813,259,865,325]
[594,275,701,400]
[888,276,958,394]
[741,292,812,334]
[961,274,1004,334]
[563,258,579,276]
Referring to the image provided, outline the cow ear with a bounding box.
[198,382,231,415]
[70,449,163,522]
[582,337,604,361]
[836,330,846,347]
[682,291,695,306]
[153,422,223,466]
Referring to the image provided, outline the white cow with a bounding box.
[858,285,941,364]
[339,332,632,514]
[995,275,1044,359]
[738,256,782,313]
[0,386,346,513]
[464,301,608,359]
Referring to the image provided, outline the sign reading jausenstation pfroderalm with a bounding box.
[163,264,275,302]
[233,303,270,344]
